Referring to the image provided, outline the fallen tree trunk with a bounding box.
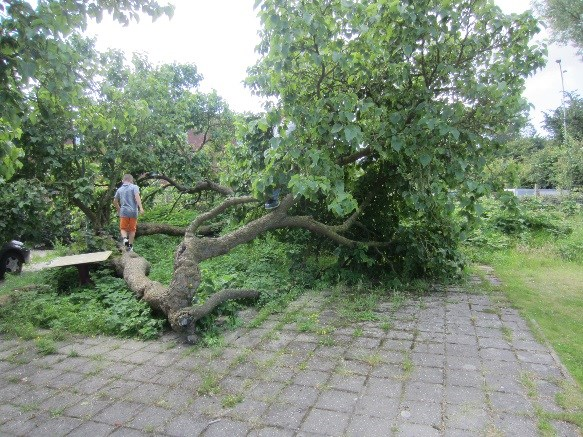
[117,192,389,336]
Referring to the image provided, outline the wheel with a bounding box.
[1,253,23,275]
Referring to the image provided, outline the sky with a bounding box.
[86,0,583,135]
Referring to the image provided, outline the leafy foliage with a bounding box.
[0,269,166,340]
[0,178,71,244]
[464,195,581,262]
[534,0,583,57]
[0,0,174,180]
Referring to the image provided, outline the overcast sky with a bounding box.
[87,0,582,134]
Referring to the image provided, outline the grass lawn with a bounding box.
[482,248,583,388]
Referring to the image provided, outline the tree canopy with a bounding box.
[534,0,583,57]
[0,0,174,181]
[241,0,545,275]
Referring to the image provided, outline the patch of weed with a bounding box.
[35,337,56,355]
[198,373,221,396]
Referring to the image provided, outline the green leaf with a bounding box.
[419,154,431,167]
[344,125,361,143]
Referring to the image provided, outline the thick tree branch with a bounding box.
[139,173,234,196]
[173,289,261,327]
[187,195,257,235]
[137,222,221,237]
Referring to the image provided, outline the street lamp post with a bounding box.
[555,59,567,139]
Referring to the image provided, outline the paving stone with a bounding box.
[64,396,113,419]
[1,414,39,436]
[399,400,442,427]
[11,386,55,406]
[303,355,338,372]
[369,363,402,379]
[203,418,250,437]
[260,366,297,383]
[74,375,111,394]
[477,337,511,350]
[224,398,269,421]
[262,404,308,429]
[26,416,83,437]
[98,361,136,378]
[248,381,285,401]
[279,384,320,407]
[352,337,382,349]
[409,366,444,384]
[346,414,396,436]
[364,377,403,398]
[445,356,482,373]
[38,390,85,411]
[354,395,400,418]
[403,381,443,403]
[445,334,477,346]
[328,373,367,393]
[248,426,295,437]
[474,327,505,339]
[157,386,197,410]
[124,363,164,383]
[126,405,173,431]
[155,367,192,387]
[445,385,486,405]
[92,400,142,426]
[411,352,446,368]
[102,379,142,399]
[512,340,548,352]
[516,350,555,365]
[164,413,209,436]
[220,375,249,393]
[445,403,489,431]
[124,382,169,404]
[446,370,483,388]
[339,359,371,376]
[293,369,330,387]
[479,347,517,362]
[483,373,526,395]
[490,392,534,414]
[300,408,350,435]
[66,421,116,436]
[445,343,480,358]
[315,389,359,413]
[552,419,581,437]
[523,362,564,379]
[494,413,539,436]
[412,342,445,355]
[380,338,413,351]
[396,422,441,437]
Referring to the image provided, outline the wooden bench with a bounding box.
[45,251,112,285]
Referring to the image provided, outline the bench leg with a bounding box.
[76,264,92,285]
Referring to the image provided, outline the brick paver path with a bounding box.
[0,278,580,436]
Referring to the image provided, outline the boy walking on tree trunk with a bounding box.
[113,174,144,252]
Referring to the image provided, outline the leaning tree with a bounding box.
[115,0,546,335]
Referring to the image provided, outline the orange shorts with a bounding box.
[119,217,138,233]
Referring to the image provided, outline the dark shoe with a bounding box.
[265,198,280,210]
[127,244,133,252]
[123,237,129,248]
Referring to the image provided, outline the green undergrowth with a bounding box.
[0,268,166,341]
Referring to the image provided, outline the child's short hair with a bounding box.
[122,174,134,183]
